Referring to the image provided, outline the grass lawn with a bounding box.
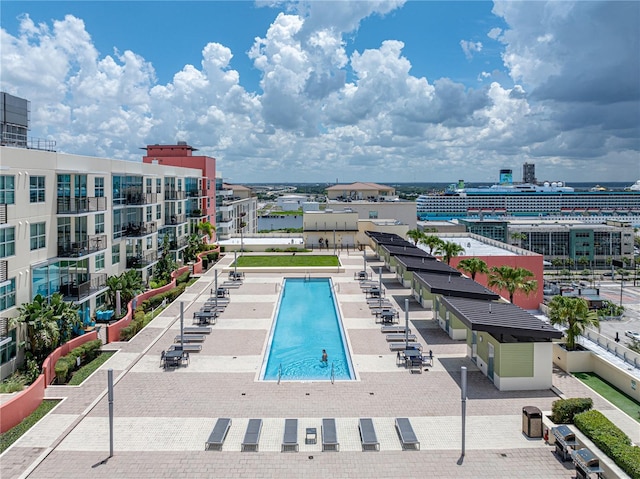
[235,255,339,267]
[0,399,61,453]
[573,372,640,422]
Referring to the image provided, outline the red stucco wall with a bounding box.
[448,254,543,309]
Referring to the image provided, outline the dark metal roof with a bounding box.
[365,231,414,247]
[394,255,460,275]
[440,296,562,340]
[415,271,499,300]
[382,244,431,257]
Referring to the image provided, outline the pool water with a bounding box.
[261,278,354,381]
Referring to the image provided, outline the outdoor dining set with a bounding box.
[356,266,431,373]
[160,272,243,369]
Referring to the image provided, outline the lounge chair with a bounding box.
[281,418,299,452]
[388,342,422,352]
[169,343,202,352]
[241,419,262,452]
[386,333,417,342]
[395,418,420,450]
[183,326,212,334]
[358,418,380,451]
[381,325,410,334]
[205,418,232,451]
[174,334,206,343]
[321,418,339,452]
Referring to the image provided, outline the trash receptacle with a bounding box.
[522,406,543,438]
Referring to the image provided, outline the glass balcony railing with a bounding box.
[165,214,186,226]
[126,192,158,205]
[165,190,186,201]
[124,222,157,237]
[57,197,107,214]
[59,273,107,301]
[57,235,107,258]
[169,237,188,250]
[126,250,160,268]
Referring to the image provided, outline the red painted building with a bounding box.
[142,142,217,240]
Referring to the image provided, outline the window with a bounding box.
[146,178,152,194]
[146,206,152,222]
[95,214,105,234]
[29,176,45,203]
[156,178,162,194]
[156,204,161,220]
[0,278,16,311]
[368,210,378,219]
[0,227,15,258]
[30,222,46,250]
[111,244,120,265]
[95,253,105,271]
[0,176,15,204]
[95,177,105,197]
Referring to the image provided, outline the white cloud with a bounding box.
[0,2,638,184]
[460,40,483,60]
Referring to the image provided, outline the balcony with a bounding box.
[57,235,107,258]
[169,237,188,250]
[57,197,107,214]
[126,192,158,205]
[59,273,108,301]
[126,250,160,268]
[189,209,207,219]
[124,222,157,237]
[165,214,186,226]
[165,190,186,201]
[187,189,206,198]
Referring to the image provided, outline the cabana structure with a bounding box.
[439,296,562,390]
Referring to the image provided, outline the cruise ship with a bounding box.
[416,169,640,225]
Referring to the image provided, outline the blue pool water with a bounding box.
[261,278,354,381]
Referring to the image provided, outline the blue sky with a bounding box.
[1,1,638,184]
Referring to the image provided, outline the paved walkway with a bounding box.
[0,250,634,478]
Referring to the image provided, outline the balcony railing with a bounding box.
[126,250,160,268]
[165,190,186,201]
[60,273,107,301]
[126,192,158,205]
[124,222,157,237]
[188,210,206,219]
[165,214,186,226]
[0,203,6,224]
[187,189,206,198]
[57,197,107,214]
[169,237,188,250]
[57,235,107,258]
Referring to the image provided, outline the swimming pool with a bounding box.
[260,278,355,381]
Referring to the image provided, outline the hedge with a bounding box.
[120,282,188,341]
[176,271,191,285]
[54,339,103,384]
[574,410,640,479]
[550,397,593,424]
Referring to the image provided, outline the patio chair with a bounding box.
[205,418,232,451]
[321,418,339,452]
[389,342,422,352]
[281,418,299,452]
[385,333,417,342]
[395,418,420,450]
[241,419,262,452]
[358,418,380,451]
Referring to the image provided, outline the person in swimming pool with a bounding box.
[321,349,328,364]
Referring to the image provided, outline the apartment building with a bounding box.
[215,183,258,240]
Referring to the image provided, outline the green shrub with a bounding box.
[176,271,190,285]
[0,374,27,393]
[207,252,219,261]
[54,339,103,383]
[574,410,640,479]
[550,397,593,424]
[0,399,60,453]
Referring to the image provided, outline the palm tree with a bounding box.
[487,265,538,303]
[49,293,81,345]
[548,296,599,350]
[197,221,214,241]
[420,235,445,255]
[435,241,465,265]
[457,257,489,280]
[406,229,423,246]
[510,232,527,248]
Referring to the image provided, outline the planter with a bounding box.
[553,343,593,373]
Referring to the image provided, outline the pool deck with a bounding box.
[1,250,636,478]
